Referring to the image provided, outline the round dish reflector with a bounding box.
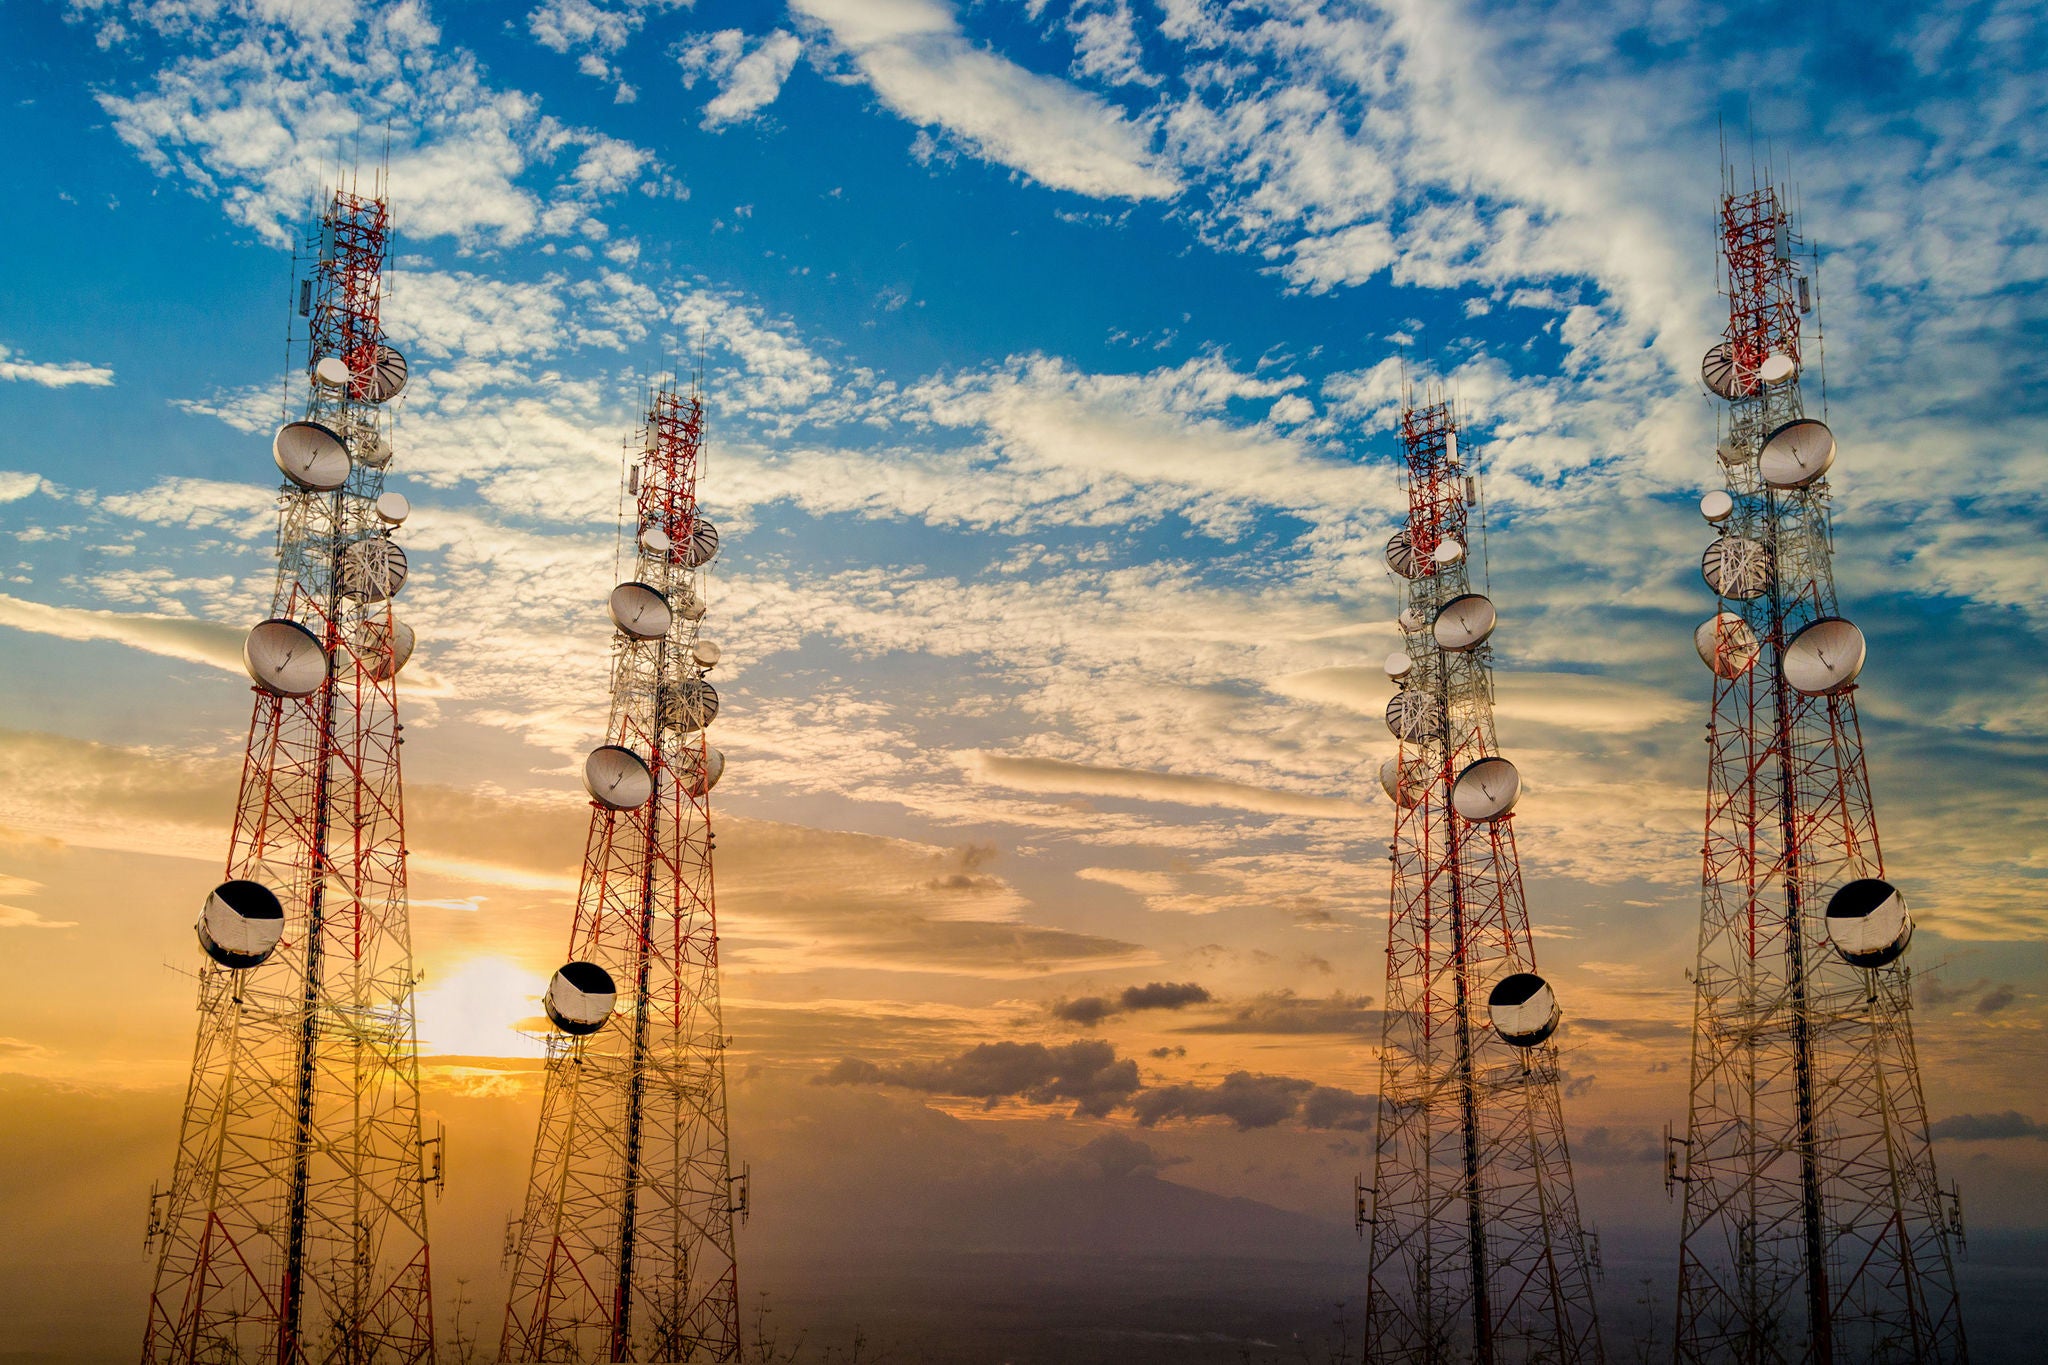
[358,431,394,470]
[544,961,617,1036]
[1701,342,1743,400]
[339,538,408,602]
[1758,352,1798,386]
[1693,611,1760,679]
[244,619,326,696]
[639,527,672,558]
[1385,530,1421,581]
[313,356,351,389]
[677,591,707,623]
[1784,616,1866,695]
[1433,594,1497,652]
[1378,756,1425,809]
[608,582,671,641]
[682,746,726,798]
[582,745,653,810]
[273,421,351,491]
[357,617,416,681]
[1384,651,1413,680]
[1759,418,1836,489]
[1825,878,1913,968]
[662,677,720,734]
[1452,756,1520,822]
[1396,607,1426,633]
[683,518,721,569]
[692,639,723,669]
[375,492,410,525]
[197,879,286,969]
[1488,972,1561,1047]
[1700,490,1734,523]
[1384,690,1443,743]
[354,344,408,404]
[1702,536,1769,601]
[1432,537,1466,566]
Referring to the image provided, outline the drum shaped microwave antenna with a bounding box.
[608,582,672,641]
[1702,535,1770,601]
[1432,537,1466,567]
[1433,594,1497,652]
[1759,418,1836,489]
[244,619,327,697]
[374,492,410,525]
[1824,878,1913,968]
[544,961,618,1035]
[197,879,286,969]
[1700,490,1735,523]
[1384,651,1413,680]
[1384,690,1443,743]
[1758,352,1798,386]
[691,640,723,669]
[1693,611,1760,679]
[1397,606,1426,633]
[582,745,654,810]
[1488,972,1561,1047]
[1452,756,1520,822]
[273,421,351,491]
[1783,616,1866,695]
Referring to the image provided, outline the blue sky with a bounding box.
[2,0,2046,1355]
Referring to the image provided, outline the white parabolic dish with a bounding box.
[197,879,286,969]
[1693,611,1760,679]
[273,421,351,491]
[1433,594,1497,652]
[664,677,720,733]
[608,582,672,641]
[1488,972,1561,1047]
[1700,490,1735,523]
[1701,341,1743,400]
[1384,690,1442,742]
[1759,418,1836,489]
[339,539,408,602]
[358,344,409,404]
[1378,755,1424,809]
[1452,756,1520,822]
[1384,651,1413,680]
[244,619,326,696]
[358,618,416,681]
[1385,530,1421,581]
[1397,607,1426,633]
[545,961,618,1035]
[583,745,654,810]
[1783,616,1866,695]
[1825,878,1913,968]
[684,518,721,569]
[682,746,726,797]
[1702,535,1770,600]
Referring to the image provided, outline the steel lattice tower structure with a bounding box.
[1668,172,1966,1364]
[1363,400,1605,1365]
[501,384,744,1362]
[141,182,437,1363]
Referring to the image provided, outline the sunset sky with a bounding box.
[2,0,2045,1359]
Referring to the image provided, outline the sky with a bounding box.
[1,0,2046,1359]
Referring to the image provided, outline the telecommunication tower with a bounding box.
[1668,170,1966,1363]
[500,383,744,1361]
[1362,399,1605,1365]
[141,181,437,1362]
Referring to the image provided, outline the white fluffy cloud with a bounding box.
[0,344,115,389]
[679,29,804,128]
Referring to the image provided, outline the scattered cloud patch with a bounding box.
[679,29,803,128]
[0,344,114,389]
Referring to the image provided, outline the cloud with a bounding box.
[1927,1111,2048,1142]
[0,345,115,389]
[816,1039,1143,1118]
[679,29,804,128]
[1069,1131,1187,1179]
[0,595,248,677]
[1132,1071,1374,1132]
[1050,980,1211,1026]
[961,751,1370,820]
[791,0,1177,199]
[1176,989,1377,1036]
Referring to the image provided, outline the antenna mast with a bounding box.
[1671,167,1966,1363]
[500,383,743,1359]
[1363,395,1605,1364]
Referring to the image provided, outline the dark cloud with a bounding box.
[1177,989,1376,1035]
[1050,980,1211,1026]
[1572,1126,1662,1165]
[815,1040,1142,1118]
[1070,1132,1188,1180]
[1976,984,2017,1014]
[1132,1071,1375,1132]
[1928,1111,2048,1141]
[1147,1046,1186,1059]
[1050,996,1118,1026]
[1563,1072,1597,1099]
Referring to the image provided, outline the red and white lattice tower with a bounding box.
[1668,170,1967,1364]
[500,383,743,1361]
[141,181,438,1363]
[1362,399,1605,1365]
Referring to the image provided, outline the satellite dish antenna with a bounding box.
[639,527,672,559]
[1716,439,1750,468]
[1378,756,1424,809]
[582,745,653,810]
[354,344,408,404]
[1825,878,1912,967]
[1701,536,1769,601]
[375,492,410,525]
[1433,594,1497,652]
[1452,756,1520,822]
[1384,651,1413,680]
[197,879,286,969]
[1693,611,1760,679]
[544,961,618,1035]
[1758,353,1798,386]
[1385,530,1421,581]
[682,746,726,798]
[676,590,708,623]
[691,640,723,669]
[243,619,327,696]
[1432,537,1466,567]
[313,356,351,389]
[1488,972,1561,1047]
[608,582,672,641]
[339,538,408,602]
[683,518,721,569]
[358,431,394,470]
[1783,616,1866,695]
[663,677,720,733]
[1700,490,1734,523]
[273,421,351,491]
[357,618,416,681]
[1759,418,1836,489]
[1384,690,1443,743]
[1701,341,1743,400]
[1397,607,1426,633]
